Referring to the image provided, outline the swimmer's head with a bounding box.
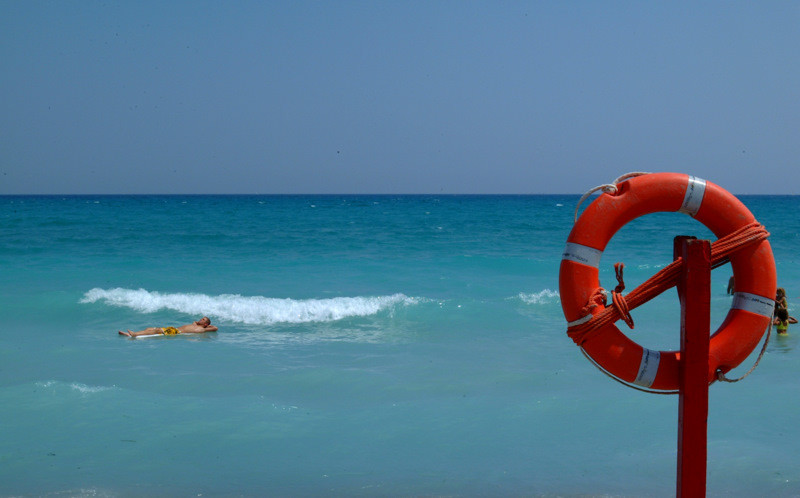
[777,288,786,298]
[198,316,211,326]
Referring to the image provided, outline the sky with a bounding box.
[1,1,799,194]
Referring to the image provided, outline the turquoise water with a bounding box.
[2,194,799,496]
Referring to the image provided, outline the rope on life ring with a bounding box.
[715,318,773,384]
[560,172,776,392]
[573,171,650,222]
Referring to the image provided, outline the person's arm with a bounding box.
[178,323,218,334]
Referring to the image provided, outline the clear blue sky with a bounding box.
[2,1,798,194]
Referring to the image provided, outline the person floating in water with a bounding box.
[119,316,218,337]
[773,307,797,335]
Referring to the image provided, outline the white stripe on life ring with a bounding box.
[732,292,775,318]
[567,314,593,327]
[679,176,706,217]
[562,242,602,268]
[633,348,661,388]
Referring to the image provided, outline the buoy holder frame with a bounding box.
[560,172,777,497]
[675,235,710,498]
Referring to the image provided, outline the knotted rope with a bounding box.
[611,263,634,329]
[567,221,770,346]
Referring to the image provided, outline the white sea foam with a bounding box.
[70,383,114,394]
[81,288,420,325]
[518,289,560,305]
[36,381,115,395]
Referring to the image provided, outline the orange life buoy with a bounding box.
[560,172,776,391]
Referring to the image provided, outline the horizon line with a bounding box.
[0,192,794,197]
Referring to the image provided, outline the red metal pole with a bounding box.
[675,236,711,498]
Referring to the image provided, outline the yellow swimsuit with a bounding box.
[161,326,180,335]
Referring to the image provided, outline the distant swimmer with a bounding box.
[775,287,788,312]
[119,316,218,338]
[727,276,735,295]
[773,308,797,335]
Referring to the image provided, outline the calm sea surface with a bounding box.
[2,193,799,496]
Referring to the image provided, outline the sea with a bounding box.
[1,193,799,497]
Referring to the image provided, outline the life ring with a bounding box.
[560,172,776,391]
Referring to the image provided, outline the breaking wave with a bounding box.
[81,287,421,326]
[517,289,560,305]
